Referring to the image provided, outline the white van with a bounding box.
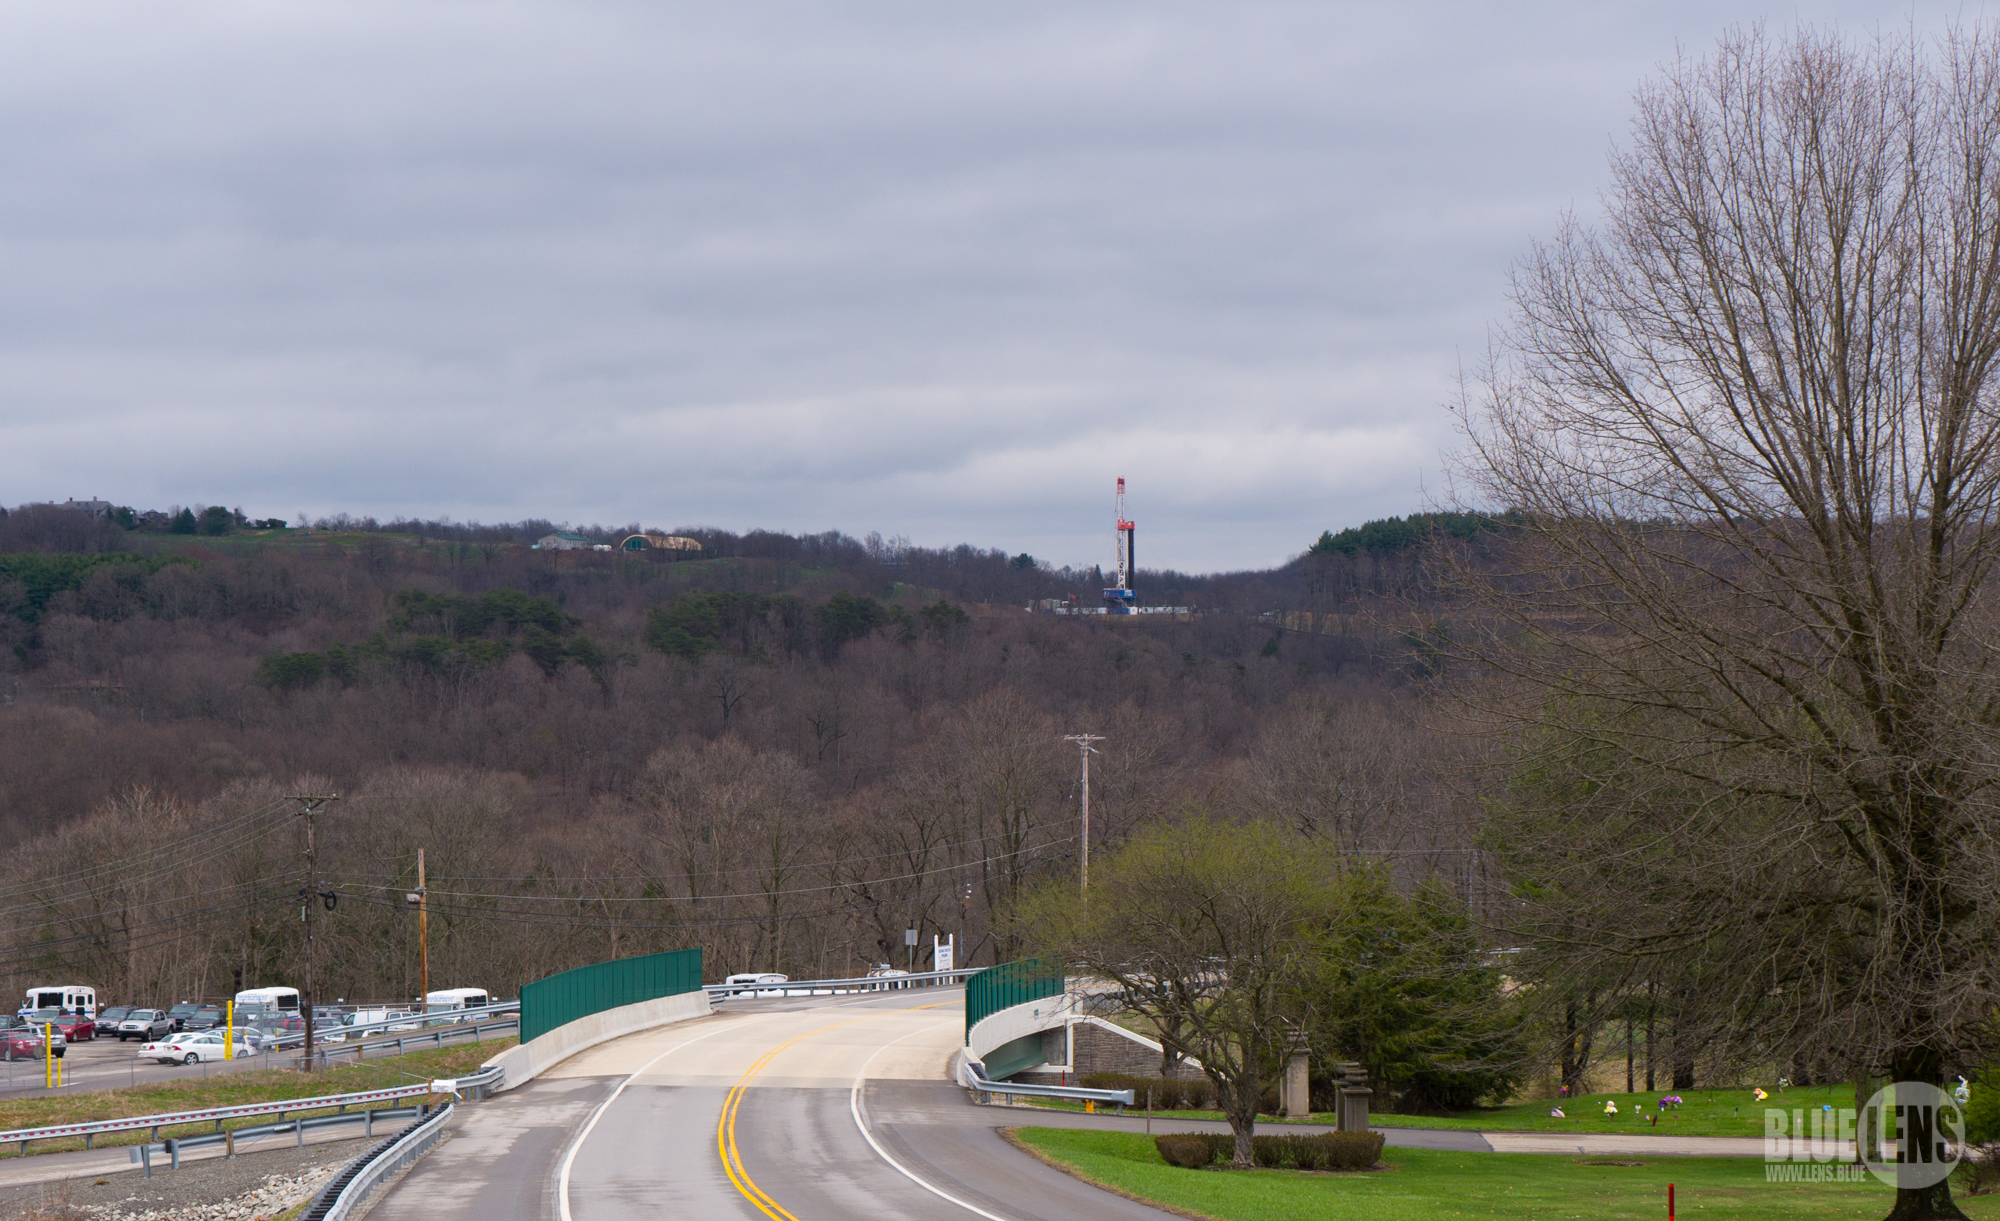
[328,1008,420,1040]
[21,986,95,1017]
[233,987,300,1014]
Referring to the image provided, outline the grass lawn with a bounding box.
[1010,1127,2000,1220]
[1032,1082,1852,1139]
[0,1038,513,1158]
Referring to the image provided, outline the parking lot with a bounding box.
[0,1016,519,1099]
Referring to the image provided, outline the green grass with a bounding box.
[1010,1127,2000,1220]
[0,1038,514,1158]
[1033,1083,1852,1139]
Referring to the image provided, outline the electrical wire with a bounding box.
[0,812,300,921]
[0,796,292,897]
[326,818,1085,885]
[0,884,292,975]
[331,841,1072,934]
[330,830,1077,905]
[0,796,298,912]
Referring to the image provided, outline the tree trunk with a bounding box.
[1644,982,1655,1092]
[1220,1074,1259,1168]
[1882,1048,1970,1221]
[1560,999,1594,1096]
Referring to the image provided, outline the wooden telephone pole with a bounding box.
[406,851,429,1011]
[417,849,429,1010]
[1062,735,1104,893]
[294,794,338,1064]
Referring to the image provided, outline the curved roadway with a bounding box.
[368,987,1490,1221]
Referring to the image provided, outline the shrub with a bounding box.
[1154,1135,1213,1169]
[1079,1072,1215,1111]
[1967,1067,2000,1144]
[1201,1133,1236,1163]
[1251,1137,1285,1167]
[1319,1131,1385,1171]
[1290,1137,1324,1171]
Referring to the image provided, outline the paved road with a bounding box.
[372,988,1194,1221]
[366,988,1766,1221]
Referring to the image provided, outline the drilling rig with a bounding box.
[1103,477,1137,613]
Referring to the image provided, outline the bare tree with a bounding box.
[1012,818,1344,1167]
[1455,26,2000,1220]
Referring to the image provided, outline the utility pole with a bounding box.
[1062,734,1104,893]
[294,794,337,1066]
[417,849,429,1011]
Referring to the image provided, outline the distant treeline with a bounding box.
[1308,511,1522,557]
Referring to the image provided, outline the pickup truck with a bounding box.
[115,1009,174,1042]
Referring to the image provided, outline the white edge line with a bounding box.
[850,1018,1014,1221]
[555,1019,734,1221]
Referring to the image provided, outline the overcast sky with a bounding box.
[0,2,1971,572]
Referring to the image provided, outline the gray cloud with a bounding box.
[0,0,1959,570]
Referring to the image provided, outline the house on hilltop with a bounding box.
[532,532,592,551]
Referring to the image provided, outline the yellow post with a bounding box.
[225,1000,233,1061]
[42,1024,51,1088]
[1085,1099,1095,1114]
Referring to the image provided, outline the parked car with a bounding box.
[21,1016,67,1044]
[139,1030,254,1065]
[49,1014,95,1042]
[188,1005,223,1029]
[97,1005,134,1027]
[0,1025,62,1060]
[723,973,788,995]
[116,1009,173,1042]
[165,1003,202,1031]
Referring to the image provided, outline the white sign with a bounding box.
[933,934,954,972]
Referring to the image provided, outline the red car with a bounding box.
[50,1014,95,1042]
[0,1023,62,1060]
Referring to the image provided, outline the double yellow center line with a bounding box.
[716,1002,956,1220]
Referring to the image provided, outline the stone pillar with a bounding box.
[1336,1062,1372,1133]
[1281,1033,1311,1119]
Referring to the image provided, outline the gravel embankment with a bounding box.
[0,1139,372,1221]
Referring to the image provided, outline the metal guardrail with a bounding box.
[129,1105,428,1176]
[957,1054,1135,1107]
[0,1083,438,1153]
[298,1016,519,1065]
[438,1064,503,1100]
[247,1001,521,1051]
[303,1101,454,1221]
[705,967,982,998]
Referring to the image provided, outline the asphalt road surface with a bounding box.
[369,987,1510,1221]
[368,988,1187,1221]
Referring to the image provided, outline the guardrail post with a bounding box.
[167,1138,179,1170]
[295,1117,304,1147]
[140,1144,151,1178]
[225,1129,235,1159]
[365,1109,372,1138]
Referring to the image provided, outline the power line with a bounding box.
[329,831,1078,905]
[0,796,295,905]
[326,819,1083,885]
[326,838,1081,933]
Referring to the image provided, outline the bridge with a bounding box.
[343,951,1459,1221]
